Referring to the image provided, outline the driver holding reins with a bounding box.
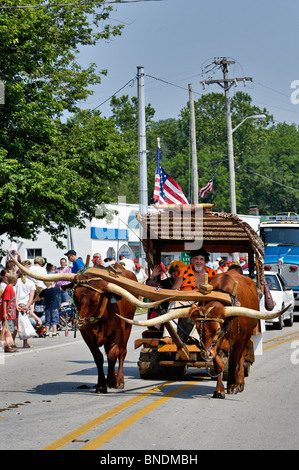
[173,248,217,291]
[172,247,217,341]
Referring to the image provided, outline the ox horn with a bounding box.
[106,283,174,309]
[116,306,191,327]
[8,252,76,282]
[223,304,292,320]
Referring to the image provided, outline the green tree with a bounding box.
[108,90,298,215]
[0,0,130,247]
[0,110,134,246]
[178,92,272,211]
[244,122,299,213]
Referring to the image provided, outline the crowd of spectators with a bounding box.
[0,242,246,353]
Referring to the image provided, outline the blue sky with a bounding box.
[78,0,299,125]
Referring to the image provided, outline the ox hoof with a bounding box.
[116,383,125,390]
[213,391,225,399]
[95,386,108,394]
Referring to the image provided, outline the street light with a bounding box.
[227,113,267,216]
[227,113,266,262]
[232,114,267,134]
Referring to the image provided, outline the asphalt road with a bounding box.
[1,314,299,452]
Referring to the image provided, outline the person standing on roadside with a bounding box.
[38,281,61,337]
[55,257,72,306]
[92,253,105,270]
[0,272,18,352]
[64,250,85,274]
[27,256,47,289]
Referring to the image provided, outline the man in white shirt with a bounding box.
[133,263,147,283]
[27,256,47,288]
[118,254,135,271]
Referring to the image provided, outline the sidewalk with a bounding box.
[1,328,83,359]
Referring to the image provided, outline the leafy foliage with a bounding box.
[0,2,298,252]
[108,91,298,215]
[0,1,133,247]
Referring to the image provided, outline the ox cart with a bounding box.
[134,204,265,381]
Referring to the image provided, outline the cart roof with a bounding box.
[138,206,264,261]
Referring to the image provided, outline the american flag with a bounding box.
[199,174,215,198]
[153,147,188,205]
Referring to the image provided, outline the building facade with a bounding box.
[1,203,144,268]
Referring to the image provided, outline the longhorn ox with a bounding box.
[117,269,290,398]
[10,255,169,393]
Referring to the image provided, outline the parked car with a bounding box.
[263,271,294,329]
[243,270,294,329]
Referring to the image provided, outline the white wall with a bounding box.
[1,203,143,268]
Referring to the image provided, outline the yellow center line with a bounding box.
[80,380,198,450]
[44,329,299,450]
[263,334,299,350]
[263,330,299,344]
[43,380,174,450]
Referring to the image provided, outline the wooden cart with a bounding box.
[134,204,264,380]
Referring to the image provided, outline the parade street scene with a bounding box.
[0,0,298,457]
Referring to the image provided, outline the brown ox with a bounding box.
[117,269,290,398]
[70,267,137,393]
[9,256,167,394]
[189,270,261,398]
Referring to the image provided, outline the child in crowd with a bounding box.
[38,281,60,337]
[0,272,18,352]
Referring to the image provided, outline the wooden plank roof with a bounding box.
[138,207,263,254]
[137,207,264,285]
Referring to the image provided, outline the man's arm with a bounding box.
[172,275,183,290]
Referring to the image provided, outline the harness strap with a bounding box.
[73,278,105,295]
[77,316,105,328]
[71,278,108,331]
[192,317,225,323]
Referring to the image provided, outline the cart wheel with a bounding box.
[138,349,161,379]
[138,348,186,380]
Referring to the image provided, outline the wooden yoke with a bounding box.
[86,267,232,306]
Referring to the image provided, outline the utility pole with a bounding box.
[189,84,198,204]
[137,66,148,214]
[137,66,147,266]
[200,58,252,216]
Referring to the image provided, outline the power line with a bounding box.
[92,71,201,111]
[246,168,299,193]
[146,73,201,96]
[93,77,136,110]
